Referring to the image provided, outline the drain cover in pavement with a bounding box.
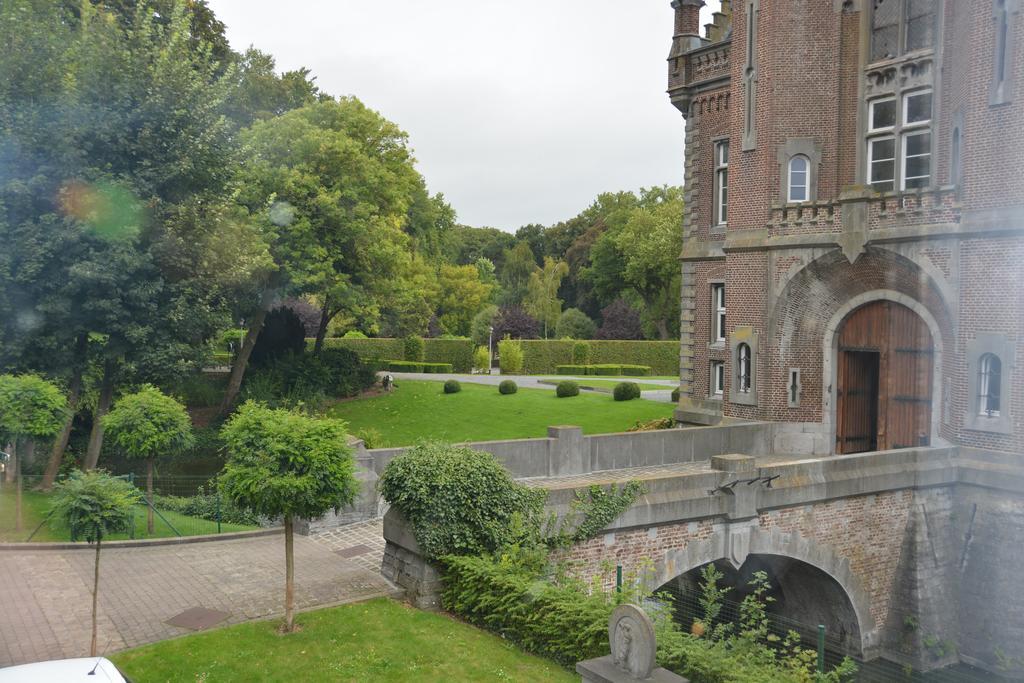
[166,607,230,631]
[334,544,372,559]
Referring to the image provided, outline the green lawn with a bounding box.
[539,379,675,392]
[329,380,675,447]
[112,597,574,683]
[0,487,257,543]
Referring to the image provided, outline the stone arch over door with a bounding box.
[649,527,879,654]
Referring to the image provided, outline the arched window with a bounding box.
[979,353,1002,416]
[737,343,752,393]
[788,155,809,203]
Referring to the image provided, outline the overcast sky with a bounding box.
[208,1,721,232]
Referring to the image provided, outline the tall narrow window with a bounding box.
[902,90,932,189]
[737,343,752,393]
[711,361,725,396]
[996,1,1010,86]
[992,0,1016,104]
[979,354,1002,416]
[951,125,962,186]
[714,140,729,226]
[788,155,809,203]
[871,0,936,62]
[712,284,726,343]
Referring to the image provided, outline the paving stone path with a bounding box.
[0,531,395,667]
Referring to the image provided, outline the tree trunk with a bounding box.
[91,534,101,657]
[656,318,670,341]
[14,442,22,533]
[84,358,117,471]
[2,441,12,484]
[217,289,274,419]
[41,334,88,490]
[312,298,331,357]
[146,459,154,535]
[284,513,295,633]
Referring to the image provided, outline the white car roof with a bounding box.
[0,657,128,682]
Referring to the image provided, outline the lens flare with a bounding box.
[269,201,296,227]
[58,180,143,241]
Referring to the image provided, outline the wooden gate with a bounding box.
[835,301,933,454]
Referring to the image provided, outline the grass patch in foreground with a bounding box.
[0,487,256,542]
[112,597,574,683]
[329,380,675,447]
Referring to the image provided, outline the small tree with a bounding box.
[556,308,597,340]
[498,336,524,375]
[595,299,644,340]
[103,386,194,534]
[493,306,540,340]
[220,402,356,632]
[51,471,139,656]
[0,374,68,530]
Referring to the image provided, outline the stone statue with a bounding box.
[577,603,687,682]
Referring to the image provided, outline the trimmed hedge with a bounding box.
[316,337,473,372]
[556,364,652,377]
[520,340,678,375]
[443,379,461,394]
[499,380,518,395]
[387,361,453,373]
[613,382,641,401]
[556,381,580,398]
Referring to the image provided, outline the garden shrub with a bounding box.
[443,379,461,394]
[154,483,261,526]
[250,306,307,366]
[628,417,676,432]
[571,340,591,365]
[402,335,425,362]
[671,387,681,402]
[499,379,518,395]
[556,364,653,376]
[319,337,473,372]
[520,340,678,375]
[342,330,368,338]
[613,382,641,401]
[498,336,524,374]
[378,443,546,560]
[473,345,490,372]
[556,364,588,375]
[240,348,376,409]
[556,308,597,340]
[556,381,580,398]
[355,427,383,449]
[386,360,453,373]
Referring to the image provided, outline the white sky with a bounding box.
[208,1,721,231]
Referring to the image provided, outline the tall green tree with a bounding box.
[499,241,538,308]
[102,385,194,533]
[220,403,357,632]
[51,471,140,656]
[524,257,569,338]
[436,264,493,337]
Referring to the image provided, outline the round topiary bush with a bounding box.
[556,381,580,398]
[671,387,681,403]
[498,379,518,395]
[613,382,641,401]
[443,379,461,394]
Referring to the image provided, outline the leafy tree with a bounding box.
[524,257,569,338]
[514,223,547,263]
[436,264,493,337]
[556,308,596,340]
[442,225,515,269]
[0,374,67,530]
[220,403,356,632]
[493,306,541,340]
[378,254,439,338]
[50,471,139,656]
[595,299,644,340]
[499,241,538,308]
[279,298,323,337]
[223,48,320,128]
[470,304,500,347]
[497,337,525,375]
[102,385,193,533]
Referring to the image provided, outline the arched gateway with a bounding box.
[834,300,934,454]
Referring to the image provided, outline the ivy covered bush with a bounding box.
[613,382,641,401]
[378,443,547,560]
[499,379,518,395]
[443,379,461,394]
[556,380,579,398]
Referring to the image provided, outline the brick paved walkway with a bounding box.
[0,532,396,667]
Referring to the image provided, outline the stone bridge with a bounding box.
[331,422,1024,676]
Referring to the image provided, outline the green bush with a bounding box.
[613,382,641,401]
[154,484,261,526]
[571,341,591,365]
[443,379,461,394]
[378,443,546,560]
[241,349,376,408]
[473,345,490,372]
[556,364,588,375]
[355,427,383,449]
[318,337,474,372]
[671,387,681,402]
[556,381,580,398]
[423,338,473,373]
[556,308,597,340]
[498,336,524,374]
[402,335,425,362]
[342,330,368,338]
[499,380,518,395]
[556,364,653,376]
[386,360,453,373]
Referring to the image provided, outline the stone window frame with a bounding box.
[712,136,729,229]
[710,281,726,347]
[964,334,1014,434]
[777,138,823,205]
[991,0,1020,106]
[729,327,758,406]
[787,368,802,408]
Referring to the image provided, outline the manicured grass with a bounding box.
[329,380,675,447]
[112,597,575,683]
[540,379,675,392]
[0,486,256,543]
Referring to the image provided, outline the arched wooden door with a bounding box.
[835,301,933,454]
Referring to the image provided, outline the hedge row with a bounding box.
[555,364,652,376]
[386,361,453,373]
[521,340,678,375]
[317,338,473,372]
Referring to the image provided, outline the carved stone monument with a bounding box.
[576,604,688,682]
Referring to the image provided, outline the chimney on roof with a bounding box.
[671,0,705,37]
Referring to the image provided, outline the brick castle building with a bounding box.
[667,0,1024,458]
